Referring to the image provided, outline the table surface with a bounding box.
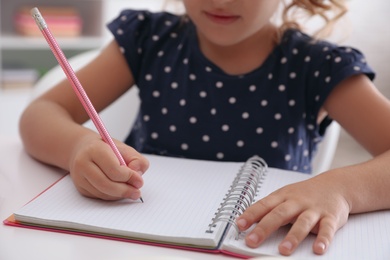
[0,136,241,260]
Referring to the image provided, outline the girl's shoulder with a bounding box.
[279,29,374,78]
[108,9,186,38]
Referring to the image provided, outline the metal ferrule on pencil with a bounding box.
[30,7,47,30]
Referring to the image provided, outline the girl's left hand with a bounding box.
[236,173,351,256]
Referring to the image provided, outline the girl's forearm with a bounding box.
[321,150,390,214]
[19,100,99,171]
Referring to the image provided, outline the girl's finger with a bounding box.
[83,162,141,200]
[278,210,320,256]
[244,201,302,248]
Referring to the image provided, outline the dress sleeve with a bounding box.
[107,10,154,83]
[305,43,376,134]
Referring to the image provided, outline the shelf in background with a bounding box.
[1,35,104,50]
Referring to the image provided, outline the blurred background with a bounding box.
[0,0,389,169]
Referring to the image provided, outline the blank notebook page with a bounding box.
[15,155,244,247]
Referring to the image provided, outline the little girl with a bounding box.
[20,0,390,257]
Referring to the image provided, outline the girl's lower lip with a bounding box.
[204,12,239,25]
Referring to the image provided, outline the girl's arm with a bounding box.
[19,40,149,200]
[237,74,390,255]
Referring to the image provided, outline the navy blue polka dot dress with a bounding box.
[107,10,375,173]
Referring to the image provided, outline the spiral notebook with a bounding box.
[5,154,390,259]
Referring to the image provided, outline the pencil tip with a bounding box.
[140,197,144,203]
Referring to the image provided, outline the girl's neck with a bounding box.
[197,24,278,76]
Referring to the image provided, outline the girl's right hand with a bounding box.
[69,135,149,200]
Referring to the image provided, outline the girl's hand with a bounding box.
[69,135,149,200]
[236,174,351,256]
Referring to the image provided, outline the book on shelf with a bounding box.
[4,154,390,259]
[14,6,83,37]
[1,67,40,89]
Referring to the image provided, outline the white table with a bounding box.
[0,136,238,260]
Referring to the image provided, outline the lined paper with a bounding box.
[15,155,244,248]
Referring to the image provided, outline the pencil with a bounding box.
[30,7,143,203]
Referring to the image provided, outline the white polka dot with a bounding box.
[145,74,153,81]
[335,57,342,63]
[281,57,288,64]
[177,44,183,50]
[303,150,309,156]
[200,91,207,98]
[289,100,296,106]
[152,35,159,41]
[171,82,178,89]
[274,113,282,120]
[121,15,127,21]
[256,127,263,134]
[261,100,268,107]
[157,51,164,57]
[298,139,303,146]
[323,46,329,52]
[169,125,176,132]
[305,56,311,62]
[189,117,197,124]
[183,58,189,64]
[354,66,361,71]
[325,76,331,83]
[222,125,229,131]
[211,108,217,115]
[249,85,256,92]
[307,124,315,130]
[315,95,320,101]
[314,71,320,77]
[216,153,224,159]
[293,166,298,171]
[288,127,294,134]
[137,48,142,54]
[216,81,223,88]
[152,91,160,97]
[242,112,249,119]
[164,66,171,73]
[179,99,186,106]
[138,14,145,20]
[202,135,210,142]
[229,97,236,104]
[271,141,278,148]
[119,47,125,54]
[237,140,244,147]
[345,47,352,53]
[117,29,124,35]
[268,73,273,80]
[278,85,286,92]
[189,74,196,80]
[151,132,158,139]
[165,20,172,26]
[205,66,212,72]
[170,32,177,38]
[161,107,168,114]
[289,72,297,79]
[292,48,299,55]
[285,154,291,161]
[143,115,150,122]
[181,143,189,150]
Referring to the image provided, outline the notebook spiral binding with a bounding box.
[206,155,268,239]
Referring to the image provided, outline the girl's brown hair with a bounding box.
[279,0,348,39]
